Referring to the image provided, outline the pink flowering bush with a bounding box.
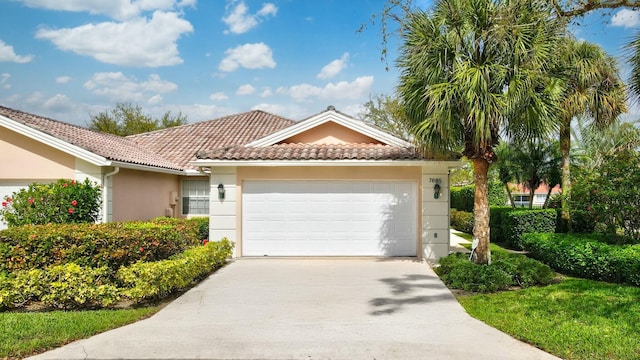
[0,179,101,227]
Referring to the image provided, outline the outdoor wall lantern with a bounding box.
[217,183,225,200]
[434,183,441,199]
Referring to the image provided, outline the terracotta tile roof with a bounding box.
[128,110,295,169]
[510,182,562,195]
[196,143,427,161]
[0,105,182,171]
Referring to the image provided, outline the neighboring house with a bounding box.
[507,182,561,208]
[0,105,460,260]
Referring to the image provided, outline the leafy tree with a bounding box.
[397,0,563,264]
[359,94,411,139]
[554,38,626,231]
[88,103,187,136]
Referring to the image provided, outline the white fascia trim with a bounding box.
[191,159,461,167]
[0,114,110,166]
[247,110,411,148]
[110,161,185,175]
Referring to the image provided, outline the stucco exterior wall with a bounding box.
[281,122,382,145]
[0,127,75,180]
[421,166,450,261]
[111,168,180,222]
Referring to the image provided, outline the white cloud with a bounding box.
[0,40,34,63]
[260,87,273,97]
[209,92,229,101]
[19,0,193,21]
[35,11,193,67]
[1,73,11,89]
[222,0,277,34]
[251,103,286,114]
[218,43,276,72]
[42,94,76,112]
[317,53,349,79]
[147,94,163,105]
[56,76,72,84]
[611,9,640,28]
[84,72,177,102]
[236,84,255,96]
[278,76,374,101]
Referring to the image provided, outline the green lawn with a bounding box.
[457,275,640,360]
[0,307,159,359]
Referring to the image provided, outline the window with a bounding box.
[182,180,209,215]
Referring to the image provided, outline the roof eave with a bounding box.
[0,114,110,167]
[190,159,461,167]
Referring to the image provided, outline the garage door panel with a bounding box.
[242,180,417,257]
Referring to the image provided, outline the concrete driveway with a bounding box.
[29,258,559,360]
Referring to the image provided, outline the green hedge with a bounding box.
[117,238,233,302]
[0,239,234,310]
[451,185,475,212]
[435,251,556,293]
[0,218,202,273]
[450,209,474,233]
[489,207,556,250]
[522,233,640,286]
[450,183,505,212]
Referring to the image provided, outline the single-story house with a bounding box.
[0,105,460,260]
[507,182,561,208]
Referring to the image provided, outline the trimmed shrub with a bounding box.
[489,206,513,243]
[436,251,556,293]
[1,264,119,310]
[436,253,511,292]
[41,264,120,309]
[0,179,101,227]
[450,209,474,233]
[190,217,209,241]
[0,219,201,273]
[117,238,234,302]
[451,185,474,212]
[522,233,640,286]
[489,207,556,249]
[451,182,505,212]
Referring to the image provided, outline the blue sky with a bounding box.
[1,1,639,126]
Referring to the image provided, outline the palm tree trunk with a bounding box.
[560,120,571,232]
[528,187,535,209]
[543,188,553,208]
[505,183,516,209]
[472,158,491,265]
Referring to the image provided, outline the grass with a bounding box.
[458,278,640,360]
[447,230,640,359]
[0,307,159,359]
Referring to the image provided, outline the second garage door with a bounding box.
[242,180,417,256]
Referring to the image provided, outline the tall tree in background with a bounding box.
[88,103,187,136]
[359,94,410,139]
[397,0,563,264]
[555,38,626,232]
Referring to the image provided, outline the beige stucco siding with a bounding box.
[232,166,423,258]
[111,168,180,221]
[281,122,382,145]
[0,127,75,179]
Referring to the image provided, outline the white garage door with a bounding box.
[242,180,417,256]
[0,182,29,230]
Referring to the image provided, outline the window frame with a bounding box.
[181,179,210,216]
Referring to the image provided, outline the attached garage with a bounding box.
[242,180,417,257]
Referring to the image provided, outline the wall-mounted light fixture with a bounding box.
[434,183,441,199]
[217,183,225,200]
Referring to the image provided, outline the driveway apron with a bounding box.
[28,258,559,360]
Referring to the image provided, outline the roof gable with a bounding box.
[247,106,411,148]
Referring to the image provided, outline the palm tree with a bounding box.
[556,38,626,232]
[397,0,563,264]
